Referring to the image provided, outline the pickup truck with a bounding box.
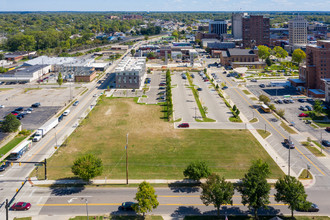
[284,139,295,149]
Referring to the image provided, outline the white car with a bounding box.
[24,110,32,114]
[0,105,4,108]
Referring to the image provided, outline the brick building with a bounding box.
[219,48,260,66]
[115,57,146,89]
[242,15,270,48]
[195,32,220,41]
[299,40,330,95]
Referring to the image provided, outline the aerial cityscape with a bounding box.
[0,4,329,220]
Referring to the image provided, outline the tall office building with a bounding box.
[232,12,247,39]
[242,15,270,48]
[299,40,330,92]
[289,15,308,46]
[209,20,227,36]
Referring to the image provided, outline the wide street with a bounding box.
[8,186,330,219]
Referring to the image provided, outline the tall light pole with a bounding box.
[320,130,323,153]
[288,135,291,176]
[81,198,89,220]
[126,133,129,185]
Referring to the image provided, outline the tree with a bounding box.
[133,181,159,218]
[257,45,271,61]
[265,57,272,66]
[144,35,149,41]
[203,106,208,115]
[269,104,276,111]
[71,154,103,182]
[1,114,21,132]
[275,175,310,218]
[201,174,234,217]
[292,49,306,66]
[172,30,179,41]
[237,159,271,219]
[272,46,288,60]
[277,108,285,118]
[183,161,211,181]
[57,72,63,87]
[0,53,4,60]
[259,95,270,105]
[313,99,323,115]
[131,49,136,57]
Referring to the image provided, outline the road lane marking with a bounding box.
[37,203,286,207]
[220,74,325,176]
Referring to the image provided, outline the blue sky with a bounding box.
[1,0,330,11]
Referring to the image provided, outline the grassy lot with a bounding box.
[46,98,283,180]
[257,130,271,139]
[280,122,297,134]
[301,142,325,157]
[0,135,26,157]
[0,88,13,91]
[250,97,258,101]
[69,216,163,220]
[184,216,330,220]
[249,118,258,123]
[24,88,42,93]
[13,218,32,220]
[299,169,313,180]
[314,121,330,127]
[242,90,251,95]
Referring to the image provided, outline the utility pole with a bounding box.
[126,133,128,185]
[5,199,8,220]
[264,124,266,133]
[288,136,291,176]
[44,158,47,180]
[320,130,323,153]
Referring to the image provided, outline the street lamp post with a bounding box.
[288,136,291,176]
[320,130,323,153]
[126,133,129,185]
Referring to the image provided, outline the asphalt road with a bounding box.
[8,186,330,219]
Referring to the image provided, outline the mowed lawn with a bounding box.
[47,97,283,180]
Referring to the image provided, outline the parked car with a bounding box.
[250,79,257,82]
[307,98,314,102]
[259,84,265,88]
[326,127,330,132]
[10,202,31,211]
[197,88,203,91]
[322,140,330,147]
[119,201,136,211]
[15,107,24,112]
[289,99,295,103]
[0,161,10,172]
[283,99,290,104]
[299,113,309,117]
[159,87,165,90]
[204,79,209,82]
[222,86,228,90]
[73,101,79,106]
[191,74,195,78]
[276,99,283,104]
[299,106,305,110]
[16,114,23,120]
[296,203,319,212]
[298,99,305,103]
[159,82,166,86]
[306,105,312,111]
[178,123,189,128]
[284,139,295,149]
[31,102,41,108]
[24,110,32,114]
[0,105,4,108]
[63,110,70,116]
[27,107,33,112]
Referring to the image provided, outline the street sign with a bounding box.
[34,163,43,167]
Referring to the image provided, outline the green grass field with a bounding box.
[0,136,26,158]
[46,98,283,180]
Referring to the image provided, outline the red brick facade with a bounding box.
[242,15,270,48]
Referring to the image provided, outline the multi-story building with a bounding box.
[209,20,227,36]
[299,40,330,96]
[232,13,247,39]
[242,15,270,48]
[115,57,146,89]
[195,32,220,41]
[289,15,308,46]
[323,79,330,103]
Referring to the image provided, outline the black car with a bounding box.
[307,98,314,102]
[197,88,203,91]
[259,84,265,88]
[119,202,136,211]
[297,203,319,212]
[298,99,305,103]
[16,115,23,120]
[306,105,312,111]
[31,102,41,108]
[322,140,330,147]
[0,161,10,172]
[15,107,24,112]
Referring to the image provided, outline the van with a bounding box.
[63,110,70,116]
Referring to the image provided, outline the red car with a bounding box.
[299,113,309,117]
[204,79,209,82]
[11,202,31,211]
[326,127,330,132]
[178,123,189,128]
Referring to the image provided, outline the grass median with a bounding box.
[46,97,283,180]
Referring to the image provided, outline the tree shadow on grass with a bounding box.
[49,177,86,196]
[171,206,202,218]
[168,180,200,193]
